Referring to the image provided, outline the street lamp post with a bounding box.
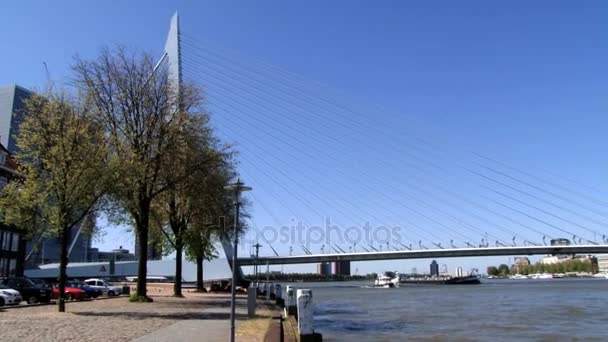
[253,242,262,283]
[225,179,252,342]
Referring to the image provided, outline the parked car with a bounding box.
[84,278,122,296]
[0,284,23,306]
[51,284,86,301]
[30,278,51,289]
[0,277,52,304]
[67,280,102,298]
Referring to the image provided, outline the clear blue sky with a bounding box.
[2,1,607,274]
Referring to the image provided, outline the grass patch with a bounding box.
[129,293,154,303]
[237,316,272,339]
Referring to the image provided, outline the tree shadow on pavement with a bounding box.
[153,299,233,308]
[70,311,248,320]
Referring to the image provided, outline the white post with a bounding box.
[247,283,256,318]
[275,284,282,300]
[296,289,314,337]
[275,284,283,307]
[286,285,296,316]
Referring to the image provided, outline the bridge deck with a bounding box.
[237,245,608,265]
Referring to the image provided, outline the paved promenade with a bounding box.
[0,292,272,342]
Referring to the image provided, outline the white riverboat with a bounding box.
[374,272,397,288]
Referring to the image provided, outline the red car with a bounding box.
[52,285,86,301]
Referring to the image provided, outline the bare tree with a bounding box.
[73,47,202,300]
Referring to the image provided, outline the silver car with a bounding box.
[0,284,23,305]
[83,278,123,296]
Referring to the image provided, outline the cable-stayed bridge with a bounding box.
[162,14,608,268]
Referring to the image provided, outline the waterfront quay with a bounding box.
[0,292,279,342]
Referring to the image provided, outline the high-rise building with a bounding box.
[0,84,31,153]
[0,85,30,274]
[333,260,351,276]
[430,260,439,276]
[0,141,25,277]
[597,255,608,273]
[317,262,331,276]
[511,257,531,273]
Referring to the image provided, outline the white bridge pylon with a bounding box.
[163,12,241,275]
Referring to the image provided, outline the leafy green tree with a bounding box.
[153,112,233,296]
[185,226,219,292]
[0,93,108,312]
[487,266,499,276]
[498,264,510,276]
[185,165,250,292]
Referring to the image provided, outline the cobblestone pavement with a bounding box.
[0,292,249,342]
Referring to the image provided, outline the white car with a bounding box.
[0,284,23,305]
[84,278,123,296]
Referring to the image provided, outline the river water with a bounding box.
[286,278,608,341]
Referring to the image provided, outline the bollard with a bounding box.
[275,284,284,307]
[286,285,297,316]
[247,283,256,318]
[296,289,322,342]
[260,283,267,297]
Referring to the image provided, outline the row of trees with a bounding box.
[0,47,244,311]
[516,259,594,275]
[487,259,594,276]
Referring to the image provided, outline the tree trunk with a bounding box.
[174,233,183,297]
[136,202,150,299]
[58,224,70,312]
[196,256,204,291]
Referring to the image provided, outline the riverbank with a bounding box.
[0,291,282,342]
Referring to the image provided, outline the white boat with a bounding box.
[510,274,528,279]
[374,272,397,288]
[592,273,608,279]
[529,273,553,279]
